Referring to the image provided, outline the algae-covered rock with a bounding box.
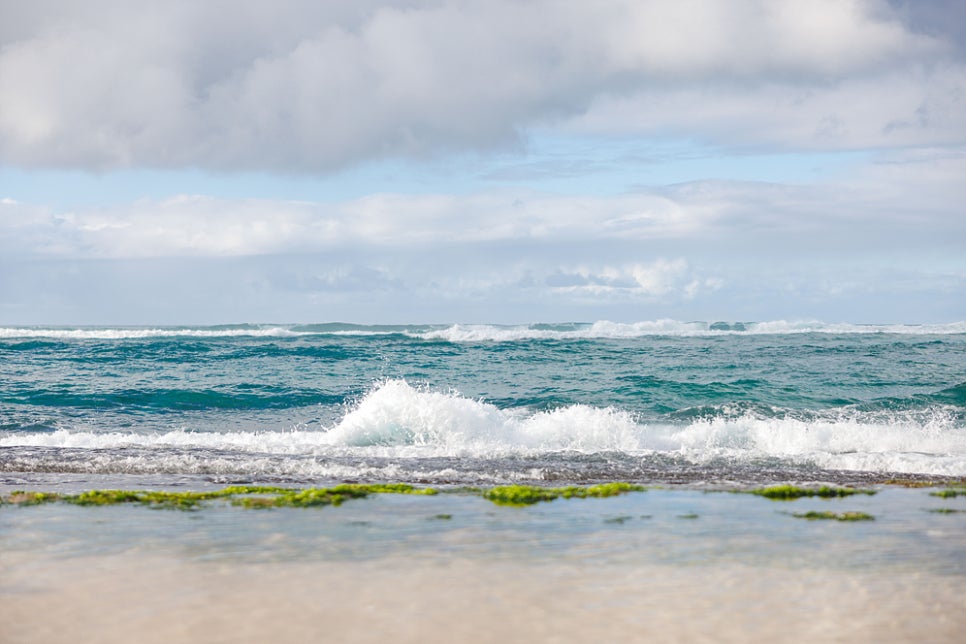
[483,482,645,506]
[791,511,874,521]
[929,488,966,499]
[750,485,876,500]
[64,489,224,509]
[3,483,441,511]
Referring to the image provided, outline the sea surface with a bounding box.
[2,320,965,488]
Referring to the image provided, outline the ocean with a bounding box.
[2,320,964,487]
[3,320,966,642]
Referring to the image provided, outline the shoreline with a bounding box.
[2,465,964,495]
[3,482,964,642]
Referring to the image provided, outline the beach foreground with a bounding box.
[3,551,963,644]
[2,485,964,643]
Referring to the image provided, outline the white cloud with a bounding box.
[0,191,708,259]
[2,146,959,323]
[0,0,957,171]
[547,259,721,299]
[630,258,689,296]
[0,1,963,323]
[2,148,963,261]
[570,64,966,150]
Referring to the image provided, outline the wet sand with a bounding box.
[2,552,964,643]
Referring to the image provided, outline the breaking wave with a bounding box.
[2,320,964,341]
[3,380,964,476]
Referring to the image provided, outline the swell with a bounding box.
[1,386,343,412]
[3,320,965,342]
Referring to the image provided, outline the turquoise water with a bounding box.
[2,321,965,486]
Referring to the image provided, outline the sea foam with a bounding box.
[2,320,965,341]
[3,380,964,476]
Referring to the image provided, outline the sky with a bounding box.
[0,0,964,325]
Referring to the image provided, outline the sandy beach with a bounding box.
[2,486,965,643]
[3,551,964,644]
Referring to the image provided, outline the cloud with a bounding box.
[569,64,966,150]
[1,145,961,323]
[2,147,963,261]
[0,0,959,171]
[0,191,701,259]
[546,259,722,299]
[3,249,962,325]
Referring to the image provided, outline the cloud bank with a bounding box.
[1,148,962,323]
[3,148,962,259]
[2,0,963,171]
[1,1,963,324]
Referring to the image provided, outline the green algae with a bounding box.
[230,483,438,509]
[929,489,966,498]
[749,485,876,501]
[230,488,358,509]
[482,483,645,506]
[2,483,647,510]
[219,485,295,496]
[482,486,559,506]
[791,511,874,521]
[358,483,438,495]
[925,508,964,514]
[64,489,231,509]
[603,515,633,524]
[2,484,439,511]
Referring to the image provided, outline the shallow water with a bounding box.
[2,487,965,643]
[2,487,963,569]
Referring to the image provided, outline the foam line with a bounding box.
[2,320,964,341]
[3,380,964,475]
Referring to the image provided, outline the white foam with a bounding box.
[0,327,301,340]
[3,380,965,476]
[412,320,966,341]
[320,380,641,451]
[644,412,966,475]
[2,320,964,341]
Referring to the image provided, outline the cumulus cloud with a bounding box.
[0,0,960,171]
[547,259,722,299]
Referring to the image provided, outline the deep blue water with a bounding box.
[1,321,965,485]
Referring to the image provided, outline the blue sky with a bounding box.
[1,0,964,324]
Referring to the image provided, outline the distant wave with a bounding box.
[412,320,966,341]
[4,380,964,476]
[2,320,965,341]
[0,326,302,340]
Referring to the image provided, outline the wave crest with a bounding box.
[322,380,640,451]
[2,320,965,341]
[3,380,965,475]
